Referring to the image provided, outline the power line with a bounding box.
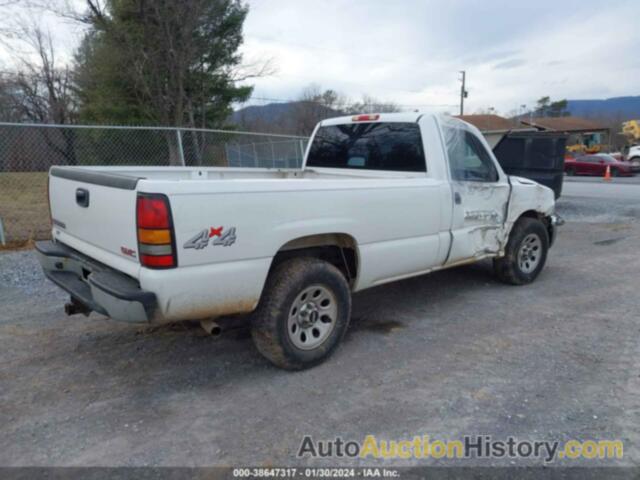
[244,96,459,109]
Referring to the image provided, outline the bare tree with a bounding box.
[234,85,404,136]
[11,24,76,124]
[3,23,79,163]
[290,85,345,135]
[347,94,401,115]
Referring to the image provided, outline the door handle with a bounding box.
[76,188,90,208]
[454,192,462,204]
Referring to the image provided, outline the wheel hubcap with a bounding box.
[287,285,337,350]
[518,233,542,274]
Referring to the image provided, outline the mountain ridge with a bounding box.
[231,95,640,129]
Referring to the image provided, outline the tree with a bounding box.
[75,0,259,127]
[13,24,76,125]
[534,96,569,117]
[0,24,78,164]
[548,99,569,117]
[290,85,348,135]
[346,94,401,115]
[288,86,401,136]
[72,0,269,164]
[535,96,550,116]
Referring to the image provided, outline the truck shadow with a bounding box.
[93,260,495,370]
[11,259,500,413]
[348,259,495,336]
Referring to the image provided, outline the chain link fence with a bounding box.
[0,123,308,246]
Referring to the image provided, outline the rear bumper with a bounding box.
[35,241,156,323]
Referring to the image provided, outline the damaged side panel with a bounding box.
[446,181,510,265]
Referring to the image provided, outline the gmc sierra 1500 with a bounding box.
[36,113,561,369]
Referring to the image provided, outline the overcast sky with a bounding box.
[2,0,639,115]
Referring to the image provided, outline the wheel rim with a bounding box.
[287,284,338,350]
[517,233,542,274]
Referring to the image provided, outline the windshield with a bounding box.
[306,122,426,172]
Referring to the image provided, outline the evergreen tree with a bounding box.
[74,0,253,128]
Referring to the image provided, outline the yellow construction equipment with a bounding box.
[566,141,603,154]
[621,120,640,144]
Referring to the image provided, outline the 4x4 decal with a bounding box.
[184,226,237,249]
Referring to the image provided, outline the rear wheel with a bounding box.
[494,217,549,285]
[251,257,351,370]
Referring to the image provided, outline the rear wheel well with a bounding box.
[270,234,359,286]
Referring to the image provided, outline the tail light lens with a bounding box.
[352,114,380,122]
[136,194,177,269]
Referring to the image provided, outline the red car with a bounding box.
[564,154,635,177]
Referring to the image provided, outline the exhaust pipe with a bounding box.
[200,319,222,337]
[64,298,91,316]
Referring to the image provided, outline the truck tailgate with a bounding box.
[48,167,141,276]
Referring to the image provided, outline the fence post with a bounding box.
[176,129,186,166]
[270,140,276,168]
[299,140,306,167]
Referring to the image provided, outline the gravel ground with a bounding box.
[0,193,639,468]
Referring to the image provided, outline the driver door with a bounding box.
[444,127,511,265]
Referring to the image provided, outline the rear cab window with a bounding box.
[306,122,426,172]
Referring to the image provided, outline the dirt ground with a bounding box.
[0,193,639,468]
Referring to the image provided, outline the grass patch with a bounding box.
[0,172,50,248]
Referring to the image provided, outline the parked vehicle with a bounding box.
[564,154,635,177]
[626,145,640,166]
[493,131,567,200]
[601,152,624,162]
[36,113,560,370]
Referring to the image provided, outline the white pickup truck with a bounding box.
[37,113,561,369]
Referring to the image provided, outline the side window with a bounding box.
[446,129,499,182]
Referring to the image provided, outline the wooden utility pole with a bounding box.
[459,71,468,115]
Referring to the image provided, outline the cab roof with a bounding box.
[319,112,429,126]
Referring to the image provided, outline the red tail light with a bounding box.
[137,196,171,229]
[136,194,177,269]
[140,254,175,268]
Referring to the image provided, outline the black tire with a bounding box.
[566,167,575,176]
[611,168,618,177]
[493,217,549,285]
[250,257,351,370]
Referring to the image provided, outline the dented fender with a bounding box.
[499,176,556,251]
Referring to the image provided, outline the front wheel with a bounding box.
[494,217,549,285]
[251,257,351,370]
